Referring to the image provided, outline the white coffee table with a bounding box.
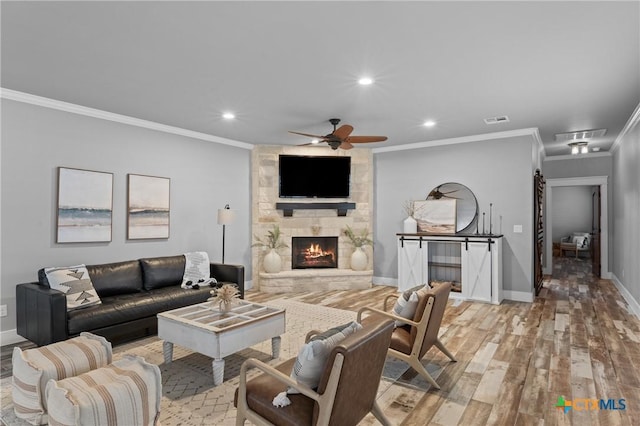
[157,300,286,385]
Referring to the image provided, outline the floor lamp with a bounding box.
[217,204,236,264]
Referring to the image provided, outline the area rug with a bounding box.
[0,299,441,426]
[1,299,360,426]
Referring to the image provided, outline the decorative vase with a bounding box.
[263,248,282,273]
[403,216,418,233]
[350,246,368,271]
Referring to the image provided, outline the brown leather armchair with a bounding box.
[234,319,394,426]
[358,282,456,390]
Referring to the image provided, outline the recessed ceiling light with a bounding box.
[592,147,601,152]
[423,120,436,127]
[311,139,320,144]
[222,112,235,119]
[358,77,374,86]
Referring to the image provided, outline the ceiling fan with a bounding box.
[428,184,461,200]
[289,118,388,150]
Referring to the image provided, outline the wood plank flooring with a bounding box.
[2,256,639,425]
[247,257,640,425]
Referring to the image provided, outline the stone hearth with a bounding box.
[259,269,373,293]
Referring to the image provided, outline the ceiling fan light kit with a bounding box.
[289,118,388,150]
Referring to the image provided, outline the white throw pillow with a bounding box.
[289,321,362,392]
[392,284,428,327]
[44,265,101,311]
[182,251,214,287]
[572,236,586,248]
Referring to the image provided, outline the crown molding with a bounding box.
[0,88,254,150]
[544,151,612,162]
[610,101,640,153]
[371,128,541,154]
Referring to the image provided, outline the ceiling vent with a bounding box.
[484,115,510,125]
[555,128,607,142]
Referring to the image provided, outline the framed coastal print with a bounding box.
[127,174,170,239]
[413,199,457,234]
[56,167,113,243]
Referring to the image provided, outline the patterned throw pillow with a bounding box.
[44,264,101,311]
[289,321,362,392]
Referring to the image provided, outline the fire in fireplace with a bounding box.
[292,236,338,269]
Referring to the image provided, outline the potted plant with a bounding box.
[252,225,288,273]
[343,225,373,271]
[208,283,241,312]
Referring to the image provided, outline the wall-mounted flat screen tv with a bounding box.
[279,155,351,198]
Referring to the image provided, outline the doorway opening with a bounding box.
[544,176,608,278]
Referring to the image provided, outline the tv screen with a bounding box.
[279,155,351,198]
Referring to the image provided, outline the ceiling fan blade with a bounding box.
[288,130,328,139]
[333,125,354,140]
[345,135,388,144]
[339,141,354,150]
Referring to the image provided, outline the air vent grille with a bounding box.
[555,128,607,142]
[484,116,510,125]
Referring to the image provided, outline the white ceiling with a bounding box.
[2,1,639,157]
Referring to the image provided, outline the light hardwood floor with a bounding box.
[247,257,640,425]
[2,257,639,425]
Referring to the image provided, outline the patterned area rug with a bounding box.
[1,299,372,426]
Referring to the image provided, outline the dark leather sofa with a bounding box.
[16,254,244,346]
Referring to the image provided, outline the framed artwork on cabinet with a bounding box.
[127,174,170,239]
[413,199,457,234]
[56,167,113,243]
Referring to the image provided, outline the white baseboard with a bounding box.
[1,329,26,347]
[611,274,640,320]
[372,276,397,287]
[503,290,534,303]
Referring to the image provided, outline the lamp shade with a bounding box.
[217,207,236,225]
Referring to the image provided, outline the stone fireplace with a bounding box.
[251,145,373,293]
[292,236,338,269]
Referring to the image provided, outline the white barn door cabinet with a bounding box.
[397,234,503,304]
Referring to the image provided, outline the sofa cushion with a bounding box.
[44,265,102,311]
[140,255,185,290]
[66,286,212,335]
[86,260,143,297]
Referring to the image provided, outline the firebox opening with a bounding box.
[292,236,338,269]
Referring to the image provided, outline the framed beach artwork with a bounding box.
[413,199,457,234]
[56,167,113,243]
[127,174,170,239]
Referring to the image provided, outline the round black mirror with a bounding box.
[427,183,478,233]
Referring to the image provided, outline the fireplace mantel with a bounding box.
[275,202,356,217]
[259,269,372,293]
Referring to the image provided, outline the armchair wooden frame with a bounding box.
[357,285,456,390]
[235,323,393,426]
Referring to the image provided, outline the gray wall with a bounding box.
[543,155,612,179]
[1,99,252,334]
[373,135,536,296]
[612,118,640,304]
[551,186,593,242]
